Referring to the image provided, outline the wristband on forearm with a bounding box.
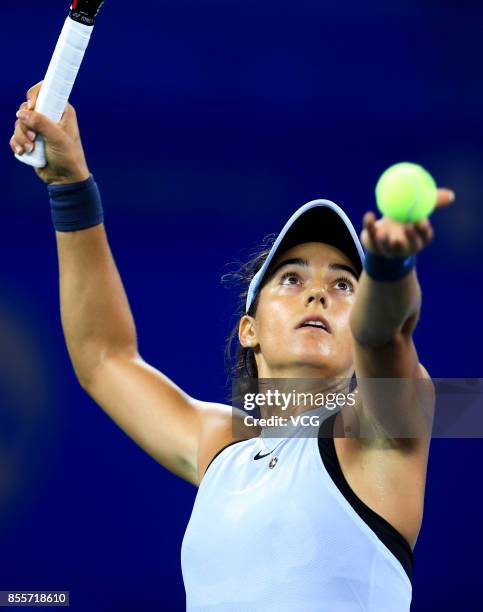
[363,250,417,282]
[48,174,104,232]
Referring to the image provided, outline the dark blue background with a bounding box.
[1,1,482,610]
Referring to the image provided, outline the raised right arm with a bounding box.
[10,83,240,486]
[55,222,205,484]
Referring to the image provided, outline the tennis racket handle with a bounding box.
[15,17,93,169]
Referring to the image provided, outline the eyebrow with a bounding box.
[328,263,359,281]
[269,257,359,281]
[269,257,308,277]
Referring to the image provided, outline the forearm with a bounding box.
[13,92,139,385]
[350,267,421,347]
[56,224,138,386]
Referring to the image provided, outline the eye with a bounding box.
[280,271,303,286]
[334,276,355,293]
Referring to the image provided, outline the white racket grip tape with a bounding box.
[15,17,93,168]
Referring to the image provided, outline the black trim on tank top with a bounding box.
[204,439,249,475]
[318,412,414,581]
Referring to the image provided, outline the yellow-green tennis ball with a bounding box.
[375,162,437,223]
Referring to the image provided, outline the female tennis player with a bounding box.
[11,82,455,611]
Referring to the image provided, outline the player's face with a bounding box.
[242,242,359,378]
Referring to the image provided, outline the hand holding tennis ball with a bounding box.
[376,162,438,223]
[361,162,455,258]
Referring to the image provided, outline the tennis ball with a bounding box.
[375,162,437,223]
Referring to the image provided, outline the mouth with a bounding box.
[296,316,331,334]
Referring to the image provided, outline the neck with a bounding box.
[257,360,353,382]
[249,362,354,427]
[256,377,353,422]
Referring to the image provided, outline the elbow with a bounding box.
[348,310,393,347]
[71,357,101,391]
[349,310,420,348]
[350,328,398,349]
[69,342,139,391]
[75,366,97,392]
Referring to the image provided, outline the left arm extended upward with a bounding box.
[349,188,455,442]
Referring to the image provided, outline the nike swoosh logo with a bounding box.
[253,450,272,460]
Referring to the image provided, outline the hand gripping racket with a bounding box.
[15,0,105,168]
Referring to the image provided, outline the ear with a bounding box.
[239,314,259,349]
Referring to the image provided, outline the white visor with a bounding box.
[245,199,365,313]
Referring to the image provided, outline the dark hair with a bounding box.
[221,233,277,384]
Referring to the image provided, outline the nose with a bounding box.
[306,287,327,307]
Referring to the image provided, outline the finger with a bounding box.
[17,102,37,141]
[374,228,396,257]
[361,226,379,255]
[13,120,35,153]
[405,226,423,252]
[387,237,406,257]
[15,110,64,145]
[26,81,43,110]
[10,134,25,156]
[435,188,455,209]
[13,119,35,146]
[61,102,75,119]
[378,235,395,258]
[363,210,377,229]
[15,112,36,144]
[362,212,383,255]
[414,219,434,245]
[58,102,76,129]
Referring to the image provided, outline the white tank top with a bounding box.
[181,407,412,611]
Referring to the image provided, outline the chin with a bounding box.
[289,355,333,372]
[291,342,333,362]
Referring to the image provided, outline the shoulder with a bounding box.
[349,359,435,452]
[194,401,261,439]
[193,402,260,486]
